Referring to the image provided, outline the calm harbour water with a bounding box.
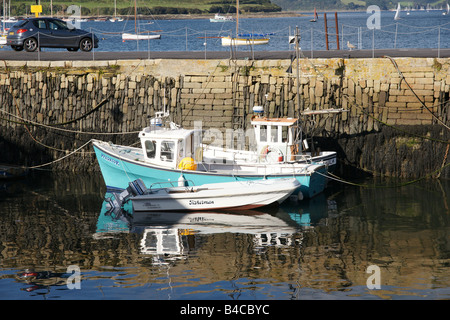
[0,170,448,300]
[1,10,450,53]
[0,9,449,303]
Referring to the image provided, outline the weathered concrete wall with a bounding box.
[0,57,449,178]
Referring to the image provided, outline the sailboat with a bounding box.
[110,0,123,21]
[122,0,161,40]
[443,3,449,15]
[310,8,318,22]
[394,3,401,20]
[221,0,269,46]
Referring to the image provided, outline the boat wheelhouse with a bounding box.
[202,109,336,171]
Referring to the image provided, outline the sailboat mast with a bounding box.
[134,0,137,33]
[236,0,239,36]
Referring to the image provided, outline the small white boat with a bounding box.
[113,178,300,212]
[122,0,160,41]
[210,13,233,22]
[122,33,161,40]
[220,0,269,46]
[221,35,269,46]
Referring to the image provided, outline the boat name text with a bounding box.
[189,199,215,206]
[101,153,120,166]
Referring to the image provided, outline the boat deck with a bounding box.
[93,140,323,177]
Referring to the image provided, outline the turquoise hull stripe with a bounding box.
[93,144,327,198]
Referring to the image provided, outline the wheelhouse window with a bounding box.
[270,126,278,142]
[160,140,175,162]
[260,125,267,142]
[144,140,156,159]
[282,126,288,143]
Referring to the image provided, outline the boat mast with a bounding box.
[134,0,137,34]
[236,0,239,36]
[295,26,303,153]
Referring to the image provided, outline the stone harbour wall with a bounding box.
[0,57,449,178]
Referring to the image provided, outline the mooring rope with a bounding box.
[25,139,93,169]
[385,55,450,131]
[0,59,150,167]
[318,160,450,189]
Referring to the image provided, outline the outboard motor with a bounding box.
[126,178,148,198]
[105,179,148,212]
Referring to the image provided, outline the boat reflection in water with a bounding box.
[94,192,337,261]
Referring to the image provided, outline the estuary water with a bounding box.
[1,10,450,53]
[0,170,448,301]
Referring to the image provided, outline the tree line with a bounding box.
[3,2,281,18]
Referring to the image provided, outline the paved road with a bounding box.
[0,48,449,61]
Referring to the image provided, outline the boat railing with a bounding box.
[196,159,317,177]
[290,153,315,163]
[148,179,195,191]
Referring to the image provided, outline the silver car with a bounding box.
[6,18,99,52]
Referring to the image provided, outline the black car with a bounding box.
[6,18,99,52]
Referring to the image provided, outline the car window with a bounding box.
[13,20,27,28]
[32,20,47,29]
[48,20,69,31]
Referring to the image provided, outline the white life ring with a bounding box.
[260,145,284,163]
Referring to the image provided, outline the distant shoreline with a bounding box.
[21,11,309,20]
[15,10,375,21]
[149,11,308,20]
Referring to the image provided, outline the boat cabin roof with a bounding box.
[139,127,197,140]
[250,116,298,127]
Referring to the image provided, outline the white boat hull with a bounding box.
[221,36,269,46]
[122,33,161,40]
[130,179,300,212]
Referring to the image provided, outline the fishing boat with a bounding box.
[221,0,269,46]
[110,177,300,212]
[210,13,233,22]
[122,0,160,41]
[92,111,331,199]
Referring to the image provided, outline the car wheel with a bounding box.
[67,47,79,52]
[24,38,38,52]
[79,38,93,52]
[11,45,23,51]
